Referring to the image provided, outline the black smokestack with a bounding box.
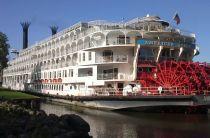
[21,22,30,49]
[50,26,58,36]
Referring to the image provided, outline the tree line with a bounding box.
[0,32,10,71]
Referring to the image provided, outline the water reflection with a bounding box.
[40,102,210,138]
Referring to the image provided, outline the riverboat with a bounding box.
[3,15,210,112]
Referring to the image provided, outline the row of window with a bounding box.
[34,84,64,91]
[33,69,74,80]
[33,67,93,80]
[33,84,85,91]
[6,51,93,74]
[79,52,92,62]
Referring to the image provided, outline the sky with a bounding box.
[0,0,210,62]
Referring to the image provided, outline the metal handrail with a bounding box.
[80,87,210,96]
[96,55,128,63]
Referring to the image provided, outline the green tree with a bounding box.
[0,32,10,70]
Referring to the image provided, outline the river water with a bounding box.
[40,102,210,138]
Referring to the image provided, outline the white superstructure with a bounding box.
[2,15,198,96]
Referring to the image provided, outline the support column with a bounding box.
[194,46,199,56]
[177,47,183,60]
[132,44,141,81]
[156,46,163,62]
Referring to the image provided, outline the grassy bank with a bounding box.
[0,88,39,100]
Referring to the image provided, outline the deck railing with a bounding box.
[96,55,128,63]
[97,73,132,80]
[97,73,118,80]
[79,87,210,96]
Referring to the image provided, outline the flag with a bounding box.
[173,13,180,25]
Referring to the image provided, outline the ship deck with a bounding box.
[24,91,210,112]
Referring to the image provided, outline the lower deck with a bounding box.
[25,90,210,113]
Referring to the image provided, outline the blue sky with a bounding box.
[0,0,210,62]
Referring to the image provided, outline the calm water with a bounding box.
[40,102,210,138]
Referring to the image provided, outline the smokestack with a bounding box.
[50,26,58,36]
[21,22,30,49]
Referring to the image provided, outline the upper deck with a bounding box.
[4,15,198,76]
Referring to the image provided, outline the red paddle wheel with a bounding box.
[137,61,210,95]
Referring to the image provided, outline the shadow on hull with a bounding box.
[115,105,208,114]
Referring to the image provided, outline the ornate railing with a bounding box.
[96,55,128,63]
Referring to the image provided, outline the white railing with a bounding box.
[97,73,131,80]
[79,87,210,96]
[144,26,195,38]
[106,41,125,45]
[97,73,117,80]
[96,55,128,63]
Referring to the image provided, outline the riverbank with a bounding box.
[0,88,92,138]
[0,87,41,109]
[0,87,39,100]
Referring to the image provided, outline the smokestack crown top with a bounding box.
[50,26,58,31]
[21,22,31,29]
[50,25,59,35]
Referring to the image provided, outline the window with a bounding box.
[126,37,130,44]
[114,68,118,79]
[69,69,74,77]
[64,70,67,77]
[102,68,118,79]
[49,72,52,78]
[58,71,61,77]
[71,69,73,77]
[78,68,93,77]
[61,85,63,91]
[150,25,155,31]
[88,52,92,61]
[144,25,148,31]
[68,69,71,77]
[54,71,56,78]
[33,74,36,80]
[79,53,81,62]
[118,35,125,44]
[103,50,113,57]
[38,73,41,79]
[103,50,113,62]
[83,53,85,61]
[62,70,65,77]
[139,48,154,61]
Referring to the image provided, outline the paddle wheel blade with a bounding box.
[137,61,210,95]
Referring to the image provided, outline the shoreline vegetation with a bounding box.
[0,88,39,100]
[0,88,92,138]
